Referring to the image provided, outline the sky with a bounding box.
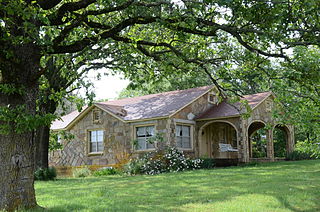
[81,68,130,101]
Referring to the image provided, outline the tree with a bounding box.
[1,0,320,210]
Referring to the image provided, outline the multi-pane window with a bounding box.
[136,126,155,150]
[89,130,104,153]
[176,125,191,149]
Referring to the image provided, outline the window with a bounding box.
[136,126,155,150]
[57,135,62,144]
[89,130,104,153]
[208,92,218,104]
[176,125,191,149]
[93,110,101,122]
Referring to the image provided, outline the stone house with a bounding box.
[50,85,294,167]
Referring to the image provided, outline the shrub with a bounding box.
[124,147,203,175]
[199,158,215,169]
[123,159,145,175]
[72,167,91,178]
[287,141,320,160]
[93,167,118,176]
[34,167,57,181]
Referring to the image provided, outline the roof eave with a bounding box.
[196,114,241,121]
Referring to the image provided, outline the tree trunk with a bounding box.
[0,43,41,211]
[0,90,38,211]
[35,125,50,169]
[0,131,37,211]
[35,100,58,170]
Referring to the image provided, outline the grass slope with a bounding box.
[34,160,320,212]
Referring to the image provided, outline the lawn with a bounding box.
[34,160,320,212]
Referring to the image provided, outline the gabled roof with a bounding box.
[196,91,273,120]
[51,85,213,130]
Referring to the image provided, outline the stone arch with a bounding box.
[247,120,268,159]
[198,120,239,160]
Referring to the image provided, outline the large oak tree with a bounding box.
[1,0,320,210]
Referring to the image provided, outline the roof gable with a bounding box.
[196,91,273,120]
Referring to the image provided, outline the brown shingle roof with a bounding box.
[51,85,213,130]
[51,108,86,130]
[196,91,272,120]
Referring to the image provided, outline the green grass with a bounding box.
[34,160,320,212]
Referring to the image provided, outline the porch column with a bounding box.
[286,126,295,154]
[240,119,250,163]
[266,129,274,161]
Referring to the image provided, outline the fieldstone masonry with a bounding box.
[50,89,294,167]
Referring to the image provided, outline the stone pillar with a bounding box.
[287,126,295,154]
[266,129,274,161]
[239,119,250,163]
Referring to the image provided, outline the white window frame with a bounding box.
[134,125,156,151]
[208,91,218,104]
[176,124,193,150]
[88,130,104,153]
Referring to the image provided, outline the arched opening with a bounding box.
[273,125,289,158]
[199,121,238,160]
[248,121,267,158]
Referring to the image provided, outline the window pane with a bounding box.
[137,127,146,137]
[182,126,190,137]
[182,137,191,148]
[146,126,154,137]
[137,138,146,150]
[97,131,103,142]
[97,142,103,152]
[176,137,182,148]
[90,142,96,152]
[146,142,155,149]
[91,132,96,142]
[97,130,103,136]
[176,125,182,136]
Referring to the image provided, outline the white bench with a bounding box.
[219,143,238,152]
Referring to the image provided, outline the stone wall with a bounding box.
[49,106,132,167]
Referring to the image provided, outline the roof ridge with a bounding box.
[99,85,213,105]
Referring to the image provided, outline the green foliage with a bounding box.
[34,167,57,181]
[251,128,267,158]
[72,167,91,178]
[273,128,287,158]
[0,105,56,134]
[199,158,216,169]
[124,147,202,175]
[287,141,320,161]
[49,131,74,151]
[132,132,165,150]
[93,167,118,176]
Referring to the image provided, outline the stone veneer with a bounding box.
[49,93,294,167]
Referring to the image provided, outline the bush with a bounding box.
[286,151,313,160]
[93,167,118,176]
[287,141,320,160]
[72,167,91,178]
[124,147,202,175]
[34,167,57,181]
[199,158,215,169]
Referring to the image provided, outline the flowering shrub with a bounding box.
[124,147,203,175]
